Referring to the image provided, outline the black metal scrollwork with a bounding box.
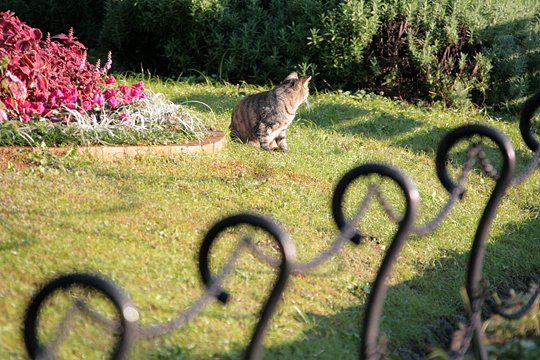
[24,273,137,360]
[331,163,420,359]
[436,124,516,359]
[520,90,540,153]
[198,213,297,360]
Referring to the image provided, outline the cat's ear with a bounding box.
[302,76,312,88]
[284,72,299,81]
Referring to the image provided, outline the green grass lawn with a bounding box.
[1,77,540,359]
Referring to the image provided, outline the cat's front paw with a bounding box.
[277,141,288,152]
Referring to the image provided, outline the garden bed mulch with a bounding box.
[0,130,225,160]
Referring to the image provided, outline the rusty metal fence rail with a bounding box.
[22,91,540,359]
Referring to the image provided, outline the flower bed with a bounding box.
[0,11,210,147]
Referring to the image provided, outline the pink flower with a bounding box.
[3,97,13,108]
[108,96,119,107]
[48,89,64,105]
[121,91,133,105]
[129,87,141,98]
[52,89,64,98]
[21,114,30,122]
[82,99,93,110]
[129,83,146,99]
[104,75,116,85]
[93,94,105,106]
[22,100,34,114]
[61,88,77,104]
[118,85,129,95]
[104,88,118,99]
[119,113,130,122]
[31,101,45,115]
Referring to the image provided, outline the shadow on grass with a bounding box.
[306,100,539,178]
[271,213,540,359]
[301,101,450,155]
[171,92,240,116]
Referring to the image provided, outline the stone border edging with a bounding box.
[0,130,225,159]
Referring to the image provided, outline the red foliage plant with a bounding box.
[0,11,146,123]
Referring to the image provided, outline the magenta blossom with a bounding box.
[104,75,116,85]
[104,88,119,101]
[82,99,93,111]
[0,11,148,122]
[31,101,45,115]
[93,94,105,106]
[119,113,130,122]
[108,97,119,107]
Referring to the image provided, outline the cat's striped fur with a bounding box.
[229,72,311,151]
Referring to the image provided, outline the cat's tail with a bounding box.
[229,123,246,143]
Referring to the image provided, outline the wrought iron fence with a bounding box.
[22,91,540,359]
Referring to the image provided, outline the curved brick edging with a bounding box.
[0,130,225,159]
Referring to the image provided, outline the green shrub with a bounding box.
[474,0,540,111]
[100,0,324,83]
[301,0,493,107]
[0,0,105,48]
[99,0,193,73]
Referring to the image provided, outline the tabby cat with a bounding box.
[229,72,311,151]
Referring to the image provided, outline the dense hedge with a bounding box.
[2,0,539,110]
[0,0,105,48]
[99,0,322,82]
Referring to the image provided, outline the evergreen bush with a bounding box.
[474,0,540,111]
[100,0,323,83]
[0,0,105,48]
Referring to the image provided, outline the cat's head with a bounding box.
[281,72,311,104]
